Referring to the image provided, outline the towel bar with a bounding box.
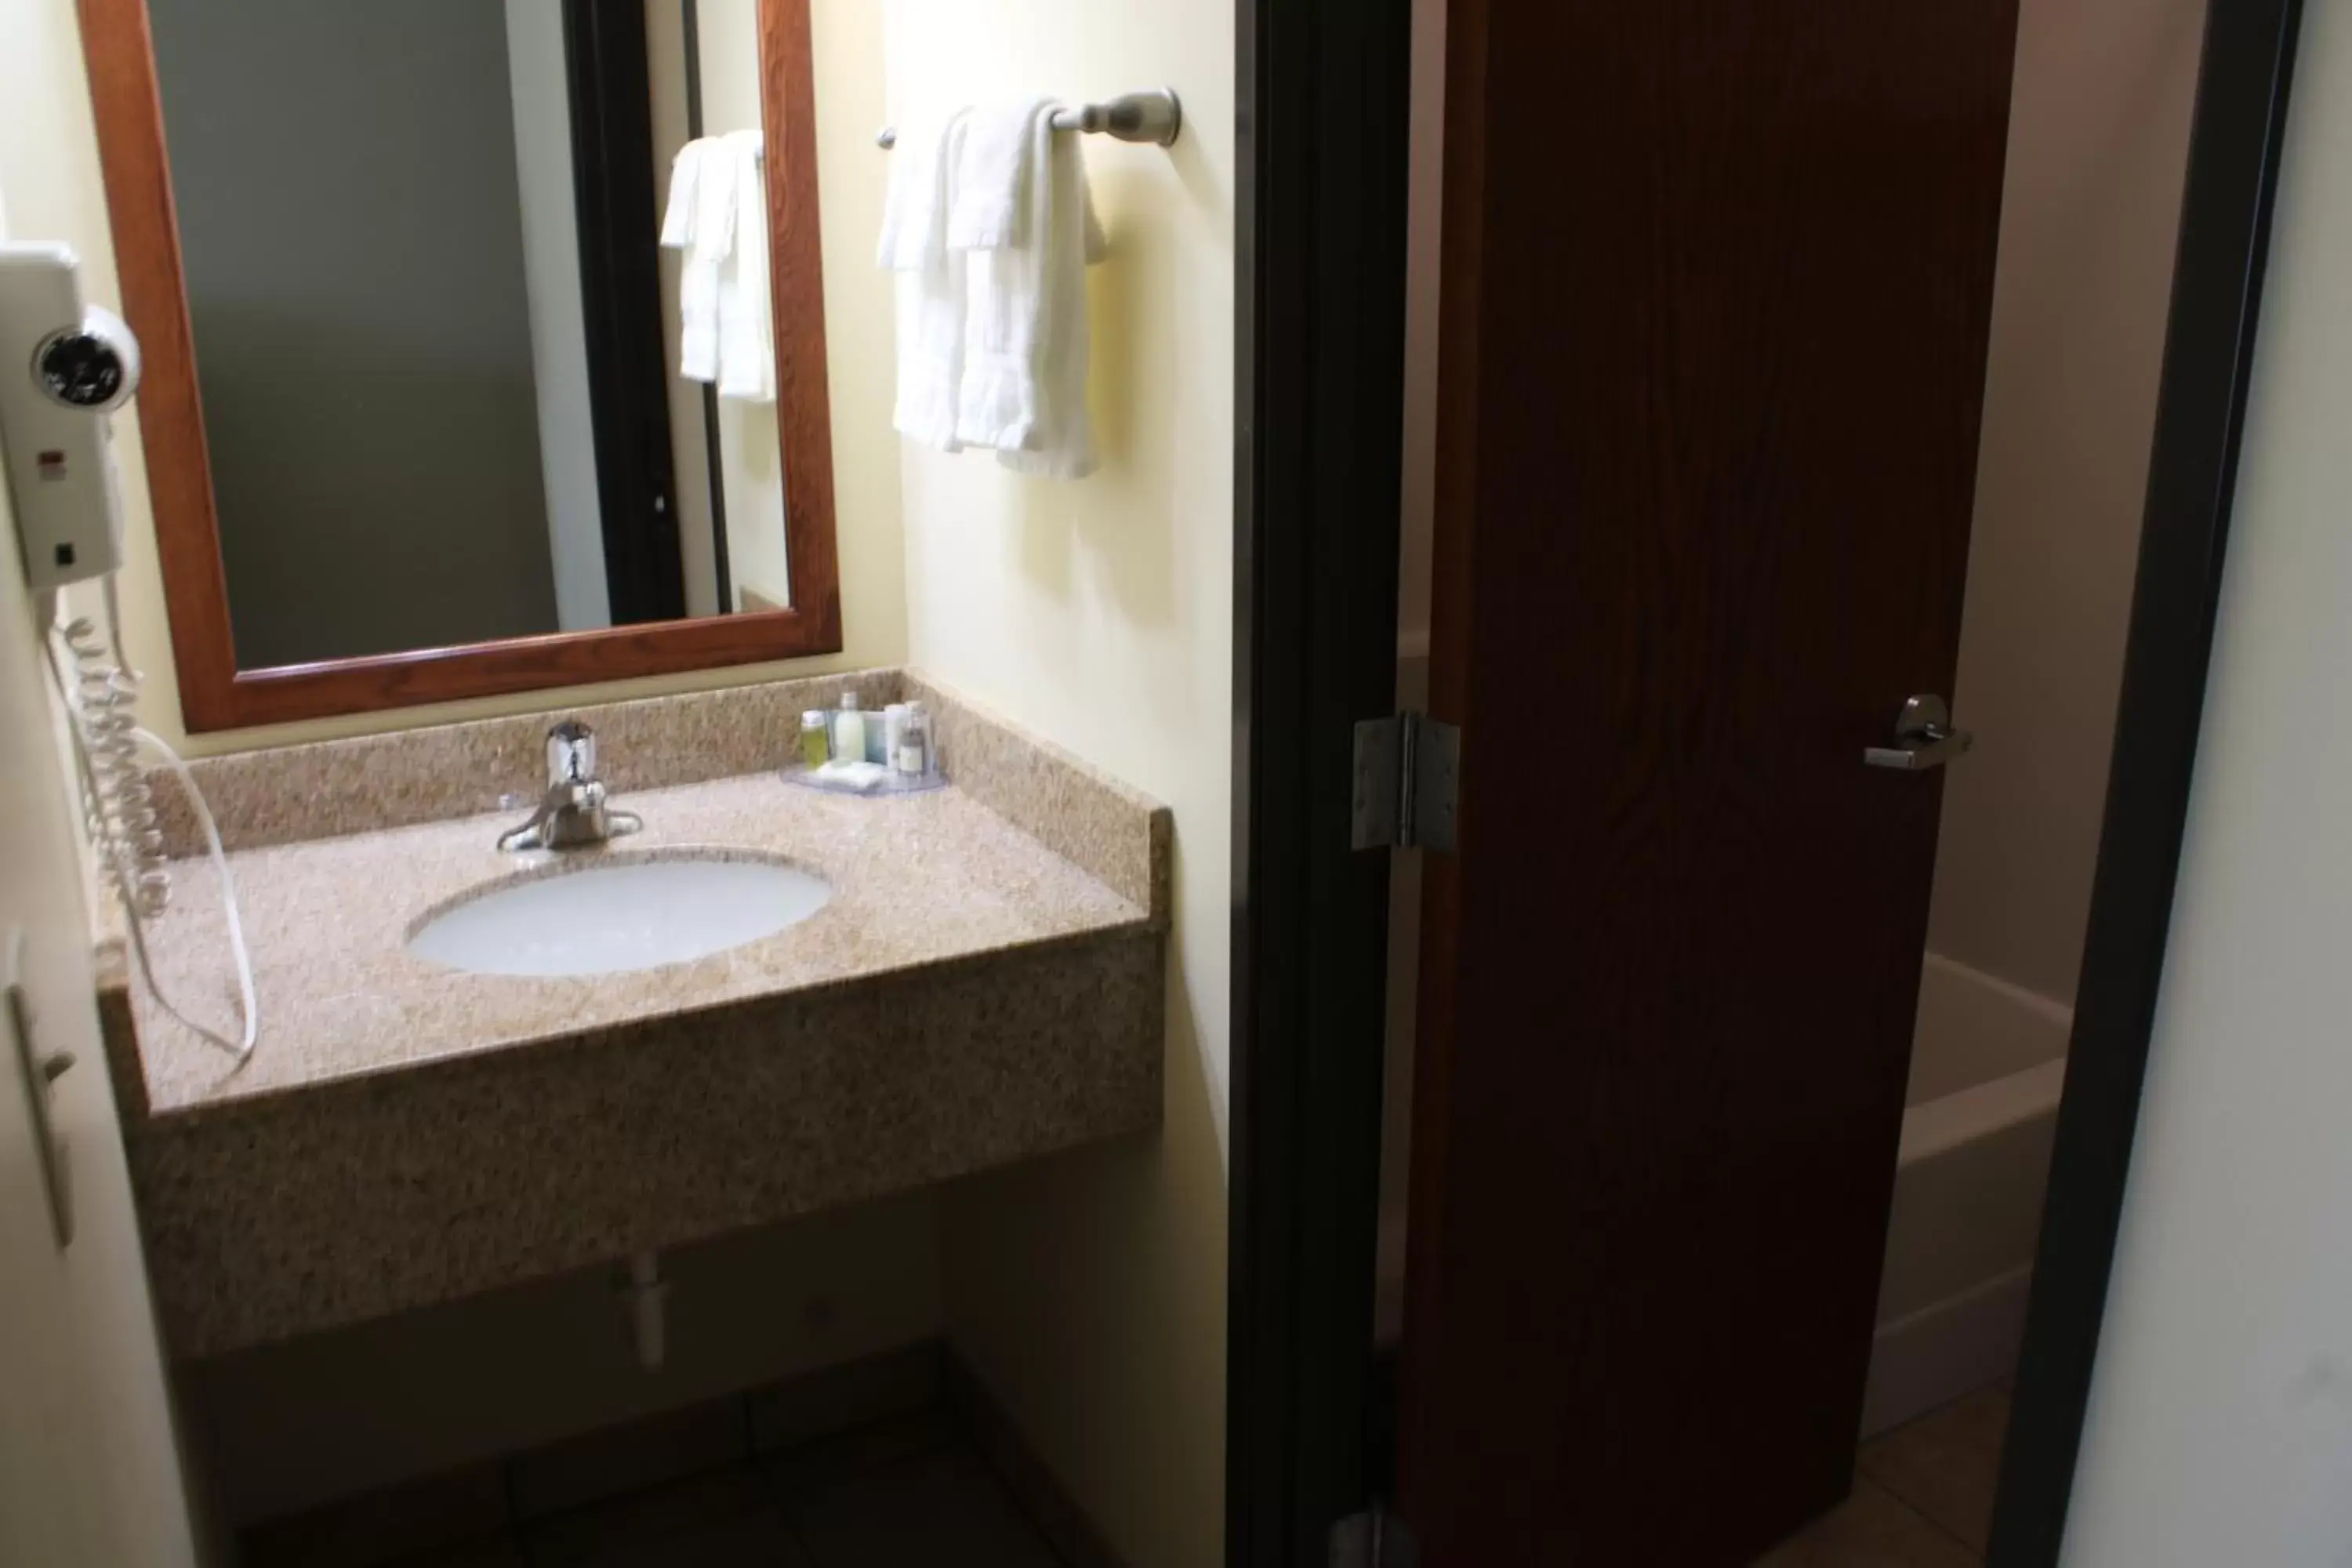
[876,88,1181,151]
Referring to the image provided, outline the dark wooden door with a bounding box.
[1396,1,2020,1562]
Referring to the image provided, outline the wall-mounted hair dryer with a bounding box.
[0,242,136,591]
[0,241,253,1060]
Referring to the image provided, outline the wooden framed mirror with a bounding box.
[75,0,841,732]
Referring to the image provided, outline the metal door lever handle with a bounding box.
[1865,695,1973,771]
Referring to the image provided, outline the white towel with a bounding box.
[659,136,739,385]
[878,112,972,451]
[659,140,702,249]
[953,101,1106,477]
[948,96,1054,252]
[717,129,774,403]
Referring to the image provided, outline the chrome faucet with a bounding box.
[496,721,642,852]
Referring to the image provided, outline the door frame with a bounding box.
[1226,0,2307,1563]
[1989,0,2305,1557]
[678,0,736,615]
[561,0,689,626]
[1227,0,1413,1561]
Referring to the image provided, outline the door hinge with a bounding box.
[1330,1507,1421,1568]
[1352,711,1459,853]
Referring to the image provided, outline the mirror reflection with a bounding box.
[147,0,790,670]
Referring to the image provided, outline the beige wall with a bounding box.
[0,436,202,1568]
[880,3,1233,1563]
[1,0,906,758]
[2061,5,2352,1555]
[0,49,199,1563]
[1922,0,2207,1006]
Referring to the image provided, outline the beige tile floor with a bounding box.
[1756,1382,2012,1566]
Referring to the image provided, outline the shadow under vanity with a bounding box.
[96,671,1168,1363]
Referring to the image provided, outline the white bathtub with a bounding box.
[1860,953,2071,1436]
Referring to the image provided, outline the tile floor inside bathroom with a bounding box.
[251,1408,1064,1568]
[1758,1382,2013,1566]
[253,1380,2008,1566]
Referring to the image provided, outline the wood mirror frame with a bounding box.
[74,0,843,733]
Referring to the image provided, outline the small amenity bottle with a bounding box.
[883,704,910,770]
[831,695,866,764]
[799,710,829,768]
[896,702,932,777]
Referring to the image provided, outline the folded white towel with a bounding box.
[877,110,964,271]
[659,136,739,385]
[953,101,1106,477]
[717,129,774,403]
[879,112,972,451]
[948,96,1054,252]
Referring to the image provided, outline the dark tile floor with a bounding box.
[383,1414,1063,1568]
[1756,1382,2012,1567]
[338,1379,2005,1568]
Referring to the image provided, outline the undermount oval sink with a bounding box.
[408,855,832,978]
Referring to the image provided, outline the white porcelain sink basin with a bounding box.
[408,855,832,978]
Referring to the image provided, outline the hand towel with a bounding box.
[953,101,1107,478]
[659,140,702,249]
[877,111,972,451]
[718,129,775,403]
[659,136,738,385]
[948,96,1055,251]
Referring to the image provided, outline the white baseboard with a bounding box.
[1862,1264,2033,1437]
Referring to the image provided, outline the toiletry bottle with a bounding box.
[799,710,830,768]
[832,695,865,764]
[883,704,910,773]
[898,702,931,777]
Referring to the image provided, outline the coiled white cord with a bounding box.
[43,577,256,1062]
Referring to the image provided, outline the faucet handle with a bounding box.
[546,720,597,787]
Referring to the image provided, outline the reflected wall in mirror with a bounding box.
[78,0,840,731]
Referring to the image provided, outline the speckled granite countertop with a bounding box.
[116,774,1147,1123]
[99,670,1171,1357]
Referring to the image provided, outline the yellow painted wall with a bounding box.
[0,0,905,758]
[0,230,202,1568]
[879,3,1234,1564]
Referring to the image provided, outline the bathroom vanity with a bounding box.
[96,672,1168,1359]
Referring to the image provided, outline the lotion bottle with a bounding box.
[831,694,866,765]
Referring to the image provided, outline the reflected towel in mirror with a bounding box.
[660,132,771,402]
